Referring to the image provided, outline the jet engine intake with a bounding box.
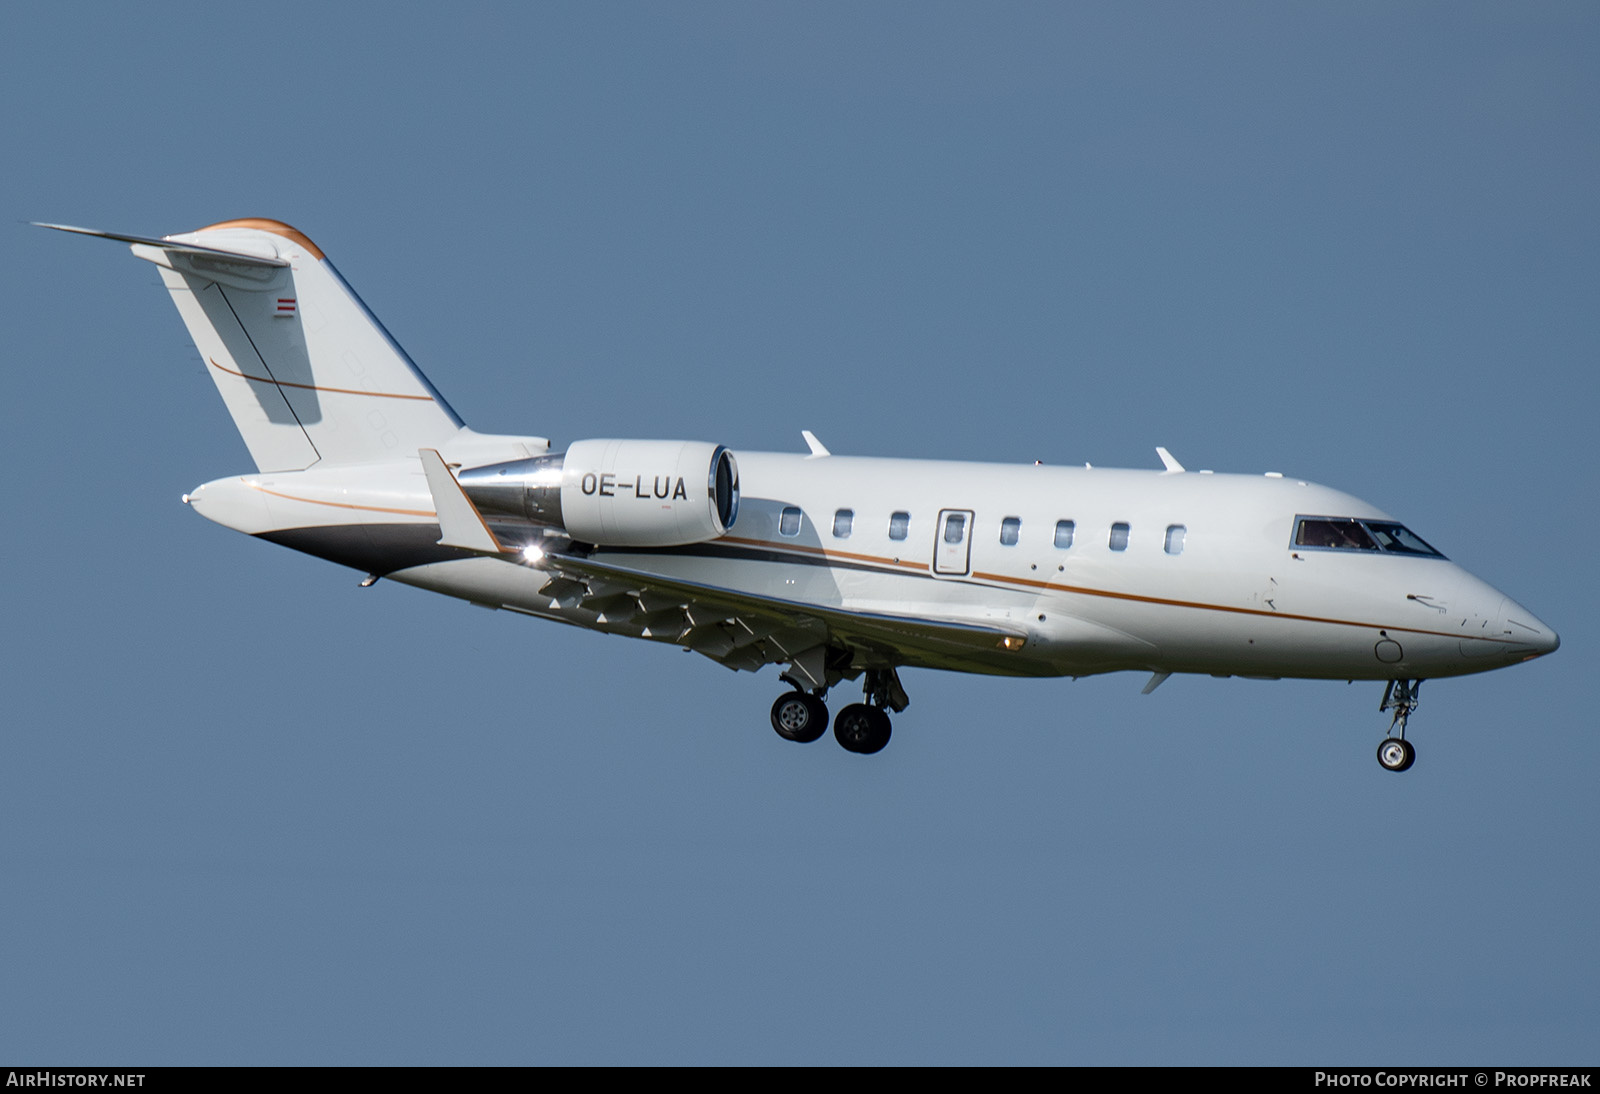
[456,439,739,547]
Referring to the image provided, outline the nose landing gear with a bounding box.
[1377,736,1415,772]
[1377,678,1422,772]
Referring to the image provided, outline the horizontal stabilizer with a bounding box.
[34,223,288,267]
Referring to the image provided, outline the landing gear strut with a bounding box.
[1376,678,1421,773]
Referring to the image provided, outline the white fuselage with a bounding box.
[186,444,1559,684]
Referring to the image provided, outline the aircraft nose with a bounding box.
[1497,598,1560,659]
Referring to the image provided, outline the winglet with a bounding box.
[801,430,831,458]
[419,448,506,553]
[1155,447,1185,474]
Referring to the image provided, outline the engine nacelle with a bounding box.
[456,439,740,548]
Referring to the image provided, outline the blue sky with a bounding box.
[4,2,1596,1064]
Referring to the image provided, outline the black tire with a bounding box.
[771,691,827,743]
[1396,739,1416,772]
[1377,737,1415,772]
[834,703,891,755]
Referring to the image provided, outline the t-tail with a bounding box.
[39,219,464,471]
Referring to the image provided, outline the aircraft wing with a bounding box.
[533,549,1031,683]
[416,443,1029,685]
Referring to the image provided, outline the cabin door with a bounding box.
[933,509,974,576]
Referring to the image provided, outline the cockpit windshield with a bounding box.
[1362,521,1445,557]
[1293,516,1445,559]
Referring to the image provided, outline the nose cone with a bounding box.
[1498,598,1560,660]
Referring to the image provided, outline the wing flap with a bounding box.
[540,550,1028,671]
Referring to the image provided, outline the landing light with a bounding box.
[521,543,545,564]
[999,635,1025,651]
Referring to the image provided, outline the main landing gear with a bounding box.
[769,668,906,755]
[770,691,827,744]
[1376,678,1422,773]
[832,703,891,755]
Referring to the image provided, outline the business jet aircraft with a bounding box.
[42,219,1560,770]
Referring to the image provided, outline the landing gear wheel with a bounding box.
[1377,737,1415,773]
[771,692,828,743]
[833,703,891,755]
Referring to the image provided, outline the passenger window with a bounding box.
[943,512,967,544]
[833,509,854,538]
[1109,522,1130,551]
[1164,524,1186,555]
[888,511,910,541]
[779,507,802,537]
[999,516,1021,546]
[1054,520,1075,549]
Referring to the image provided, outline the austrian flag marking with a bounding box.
[274,297,297,317]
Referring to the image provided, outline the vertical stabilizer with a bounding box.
[52,220,463,471]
